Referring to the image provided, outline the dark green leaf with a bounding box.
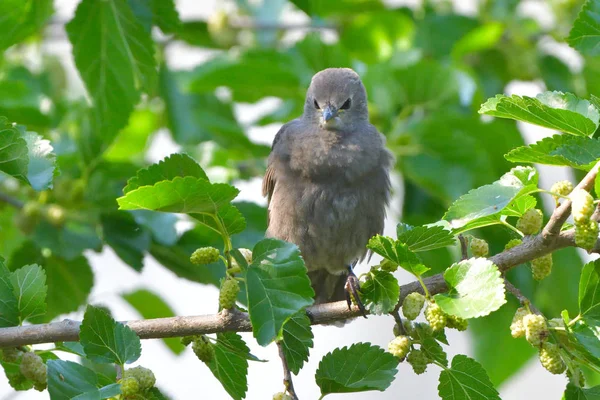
[568,0,600,56]
[79,305,141,365]
[33,220,102,261]
[245,239,314,346]
[505,134,600,170]
[10,264,47,323]
[123,153,208,194]
[117,176,239,214]
[0,0,53,51]
[206,332,250,400]
[580,260,600,325]
[367,235,429,276]
[434,258,506,319]
[361,270,400,315]
[412,323,448,366]
[315,343,398,396]
[101,212,151,271]
[44,256,94,322]
[281,312,313,375]
[479,92,600,136]
[416,14,479,59]
[394,60,460,108]
[438,355,500,400]
[122,288,185,354]
[572,322,600,365]
[0,264,18,327]
[290,0,383,17]
[47,360,112,400]
[564,383,600,400]
[129,0,180,33]
[66,0,157,157]
[397,224,456,252]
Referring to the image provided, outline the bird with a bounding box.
[262,68,393,315]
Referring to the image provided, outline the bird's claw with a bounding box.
[345,268,367,318]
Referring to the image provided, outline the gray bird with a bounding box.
[262,68,393,313]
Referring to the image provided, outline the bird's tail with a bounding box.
[308,270,347,304]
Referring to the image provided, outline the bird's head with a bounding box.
[304,68,369,131]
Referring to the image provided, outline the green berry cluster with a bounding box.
[1,347,22,363]
[510,307,528,338]
[531,254,553,281]
[387,335,411,359]
[571,189,594,223]
[406,349,429,374]
[539,343,566,374]
[524,314,548,347]
[19,352,47,391]
[379,259,399,272]
[192,335,215,363]
[124,366,156,391]
[273,392,293,400]
[446,314,468,331]
[469,237,489,257]
[424,303,447,332]
[119,377,140,397]
[219,278,240,309]
[516,208,543,235]
[190,247,220,265]
[551,180,574,201]
[402,292,426,320]
[505,238,523,250]
[576,219,599,250]
[181,336,194,346]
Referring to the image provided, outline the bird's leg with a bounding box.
[345,263,367,318]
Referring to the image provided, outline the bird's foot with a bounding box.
[345,266,367,318]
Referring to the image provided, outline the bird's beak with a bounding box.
[322,105,337,122]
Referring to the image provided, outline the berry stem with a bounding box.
[568,314,582,327]
[416,276,431,299]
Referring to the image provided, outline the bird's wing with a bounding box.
[262,125,287,226]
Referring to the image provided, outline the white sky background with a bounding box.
[0,0,586,399]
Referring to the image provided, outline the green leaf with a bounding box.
[47,360,115,400]
[10,264,47,323]
[192,204,247,237]
[367,235,429,276]
[101,212,151,271]
[132,210,178,246]
[123,153,208,194]
[0,265,18,327]
[117,176,239,214]
[21,129,56,190]
[434,258,506,319]
[444,166,538,229]
[564,383,600,400]
[206,332,250,400]
[129,0,180,34]
[580,260,600,325]
[79,305,141,365]
[315,343,398,397]
[397,224,456,252]
[505,134,600,170]
[479,91,600,136]
[122,289,185,355]
[66,0,157,158]
[44,256,94,322]
[438,355,500,400]
[0,118,27,183]
[568,0,600,56]
[0,0,53,51]
[281,312,314,375]
[572,322,600,364]
[33,220,102,261]
[412,323,448,366]
[361,270,400,315]
[245,239,314,346]
[291,0,383,17]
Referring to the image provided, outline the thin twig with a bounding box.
[0,192,24,209]
[458,234,468,260]
[277,342,299,400]
[591,203,600,223]
[504,279,542,315]
[391,310,406,335]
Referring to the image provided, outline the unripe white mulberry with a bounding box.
[575,220,598,250]
[119,377,140,396]
[124,366,155,391]
[424,303,447,332]
[510,307,528,338]
[388,336,411,359]
[524,314,548,347]
[407,349,428,374]
[539,343,566,374]
[516,208,543,235]
[469,237,489,257]
[219,278,240,309]
[446,314,468,331]
[192,336,215,363]
[505,238,523,250]
[190,247,220,265]
[571,189,594,224]
[402,292,426,320]
[551,180,574,199]
[531,254,552,281]
[19,352,46,387]
[273,392,292,400]
[379,259,398,272]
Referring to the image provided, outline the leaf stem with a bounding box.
[568,314,582,327]
[500,219,524,237]
[416,276,431,298]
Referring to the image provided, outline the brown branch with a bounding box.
[504,279,542,315]
[458,234,468,260]
[0,192,23,209]
[1,164,599,348]
[277,342,299,400]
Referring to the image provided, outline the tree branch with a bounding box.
[277,342,299,400]
[503,279,541,315]
[0,192,23,209]
[458,234,468,260]
[1,164,599,348]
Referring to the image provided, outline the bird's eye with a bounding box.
[314,99,320,109]
[340,98,351,110]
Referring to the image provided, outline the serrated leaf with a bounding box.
[568,0,600,56]
[505,134,600,170]
[122,289,184,355]
[281,312,314,375]
[361,270,400,315]
[397,224,456,252]
[434,258,506,319]
[245,239,314,346]
[10,264,47,323]
[367,235,429,276]
[129,0,180,34]
[438,355,500,400]
[579,260,600,325]
[412,323,448,366]
[479,91,599,136]
[44,256,94,322]
[315,343,398,397]
[118,176,239,215]
[564,383,600,400]
[47,360,113,400]
[0,118,28,182]
[206,332,250,400]
[504,195,537,217]
[444,166,538,229]
[0,262,18,327]
[572,322,600,365]
[0,0,53,51]
[79,305,141,365]
[66,0,157,157]
[192,204,247,237]
[123,153,208,194]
